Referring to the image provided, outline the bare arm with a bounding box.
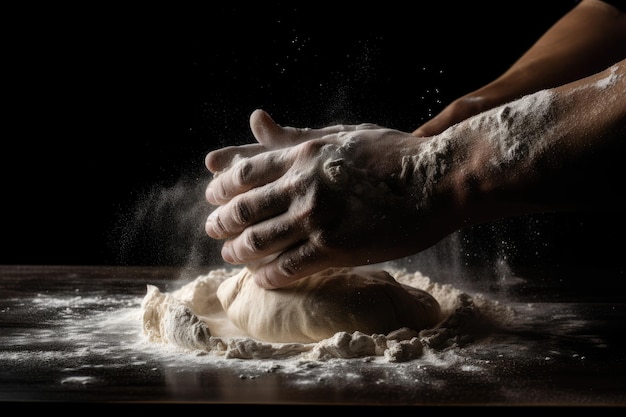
[413,0,626,137]
[205,60,626,289]
[443,60,626,222]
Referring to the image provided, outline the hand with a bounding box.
[205,109,380,173]
[205,113,463,289]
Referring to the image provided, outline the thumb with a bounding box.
[250,109,286,148]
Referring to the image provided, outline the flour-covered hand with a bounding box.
[205,109,377,176]
[205,115,466,289]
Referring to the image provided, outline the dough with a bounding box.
[216,266,441,343]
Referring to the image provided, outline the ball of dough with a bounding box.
[216,266,441,343]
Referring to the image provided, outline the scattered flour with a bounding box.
[401,88,556,208]
[480,90,555,168]
[592,63,622,90]
[0,275,605,402]
[400,135,455,208]
[140,267,515,363]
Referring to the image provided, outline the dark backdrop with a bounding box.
[4,1,624,287]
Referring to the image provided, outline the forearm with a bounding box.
[413,0,626,138]
[204,60,624,287]
[448,59,626,225]
[466,0,626,110]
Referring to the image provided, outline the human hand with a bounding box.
[205,109,379,173]
[205,114,463,289]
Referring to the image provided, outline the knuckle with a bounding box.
[276,243,318,278]
[217,181,229,201]
[234,159,253,187]
[243,229,265,252]
[232,199,251,226]
[277,256,298,278]
[207,179,229,203]
[213,215,227,235]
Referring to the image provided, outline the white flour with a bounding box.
[1,278,610,404]
[591,63,622,90]
[140,266,515,363]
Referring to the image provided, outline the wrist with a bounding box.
[438,88,560,223]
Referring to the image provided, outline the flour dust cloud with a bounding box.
[113,174,221,269]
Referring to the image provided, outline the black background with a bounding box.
[3,1,624,286]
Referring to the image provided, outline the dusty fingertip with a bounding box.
[251,108,275,122]
[250,108,266,121]
[206,209,229,239]
[204,215,217,238]
[250,109,270,132]
[250,109,273,139]
[205,151,220,173]
[204,182,219,204]
[205,205,219,223]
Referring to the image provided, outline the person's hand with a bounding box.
[205,114,463,289]
[205,109,380,173]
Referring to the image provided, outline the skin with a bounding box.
[204,0,626,289]
[414,0,626,137]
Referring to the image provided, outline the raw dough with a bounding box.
[216,266,441,343]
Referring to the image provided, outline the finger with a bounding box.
[205,149,290,205]
[249,109,296,148]
[206,109,303,175]
[250,240,337,289]
[219,211,308,265]
[251,109,329,149]
[251,109,381,149]
[205,182,292,238]
[204,143,266,173]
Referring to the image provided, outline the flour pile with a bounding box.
[141,266,513,363]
